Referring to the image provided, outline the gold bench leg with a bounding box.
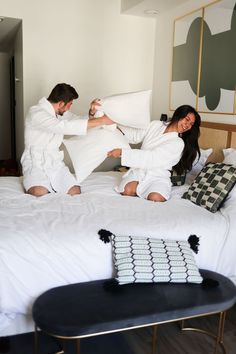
[34,325,65,354]
[53,338,64,354]
[76,338,81,354]
[214,311,226,354]
[181,311,227,354]
[34,325,39,354]
[152,325,158,354]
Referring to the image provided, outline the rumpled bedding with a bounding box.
[0,172,235,333]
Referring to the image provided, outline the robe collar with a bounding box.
[38,97,57,117]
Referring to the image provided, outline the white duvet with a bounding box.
[0,172,235,333]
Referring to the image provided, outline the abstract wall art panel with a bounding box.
[170,0,236,115]
[170,9,203,110]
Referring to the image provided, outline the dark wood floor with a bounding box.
[0,305,235,354]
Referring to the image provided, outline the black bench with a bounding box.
[32,270,236,354]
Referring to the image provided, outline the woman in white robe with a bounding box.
[108,105,201,202]
[21,83,113,196]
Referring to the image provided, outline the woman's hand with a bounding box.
[107,149,122,158]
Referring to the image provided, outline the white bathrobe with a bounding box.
[117,120,184,200]
[21,97,88,193]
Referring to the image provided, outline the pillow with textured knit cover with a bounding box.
[182,162,236,213]
[98,229,202,285]
[170,170,186,186]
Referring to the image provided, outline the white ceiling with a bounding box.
[121,0,192,17]
[0,17,21,52]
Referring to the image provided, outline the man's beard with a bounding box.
[57,109,65,116]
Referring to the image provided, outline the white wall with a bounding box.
[0,0,155,115]
[0,0,156,168]
[0,52,11,159]
[152,0,236,123]
[1,0,234,161]
[121,0,145,12]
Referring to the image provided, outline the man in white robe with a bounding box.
[21,83,113,196]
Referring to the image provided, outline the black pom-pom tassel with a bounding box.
[103,278,121,292]
[201,278,219,288]
[98,229,113,243]
[188,235,200,254]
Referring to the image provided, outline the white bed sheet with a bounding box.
[0,172,235,335]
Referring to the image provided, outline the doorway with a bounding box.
[0,16,23,175]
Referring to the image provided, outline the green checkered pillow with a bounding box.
[182,163,236,213]
[98,230,202,285]
[170,170,186,186]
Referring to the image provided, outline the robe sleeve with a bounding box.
[121,138,184,170]
[118,125,148,144]
[29,108,88,135]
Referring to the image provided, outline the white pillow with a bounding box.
[63,128,130,183]
[223,148,236,165]
[95,90,151,129]
[186,148,213,185]
[190,148,213,176]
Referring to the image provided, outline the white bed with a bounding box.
[1,121,236,337]
[0,166,236,336]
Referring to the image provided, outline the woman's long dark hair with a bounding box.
[169,105,201,175]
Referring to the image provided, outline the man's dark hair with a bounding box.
[47,83,79,104]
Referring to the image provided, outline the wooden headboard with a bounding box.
[200,121,236,162]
